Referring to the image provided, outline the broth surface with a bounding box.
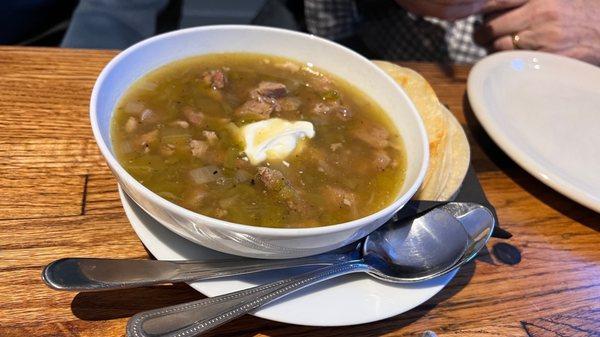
[112,53,406,228]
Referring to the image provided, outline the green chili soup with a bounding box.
[111,53,406,228]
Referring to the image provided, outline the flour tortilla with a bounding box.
[373,61,470,201]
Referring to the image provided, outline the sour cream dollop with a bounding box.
[240,118,315,165]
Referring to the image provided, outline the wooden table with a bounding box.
[1,46,599,337]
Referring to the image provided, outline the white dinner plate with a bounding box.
[119,187,457,326]
[468,51,600,213]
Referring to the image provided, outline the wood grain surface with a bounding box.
[1,46,599,337]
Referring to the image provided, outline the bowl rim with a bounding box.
[90,24,429,237]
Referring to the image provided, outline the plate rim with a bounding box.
[467,50,600,213]
[118,187,458,326]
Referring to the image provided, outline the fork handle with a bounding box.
[126,260,370,337]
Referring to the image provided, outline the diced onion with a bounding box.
[125,101,144,114]
[235,169,253,183]
[140,81,158,91]
[120,141,134,154]
[141,109,154,122]
[189,165,221,184]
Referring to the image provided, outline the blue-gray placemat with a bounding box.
[397,165,510,239]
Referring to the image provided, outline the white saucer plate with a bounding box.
[119,187,457,326]
[468,51,600,212]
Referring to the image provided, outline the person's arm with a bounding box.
[61,0,168,49]
[393,0,526,20]
[478,0,600,65]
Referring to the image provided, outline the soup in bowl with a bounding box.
[91,25,428,258]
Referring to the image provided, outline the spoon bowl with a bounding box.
[363,207,469,282]
[441,202,496,267]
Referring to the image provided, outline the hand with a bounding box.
[479,0,600,64]
[394,0,526,20]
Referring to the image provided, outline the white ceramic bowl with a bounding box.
[90,25,428,259]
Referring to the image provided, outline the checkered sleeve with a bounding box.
[304,0,359,40]
[426,15,487,64]
[304,0,487,63]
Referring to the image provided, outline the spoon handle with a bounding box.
[126,260,370,337]
[42,253,351,291]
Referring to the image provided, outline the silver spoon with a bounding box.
[125,203,494,337]
[41,202,487,291]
